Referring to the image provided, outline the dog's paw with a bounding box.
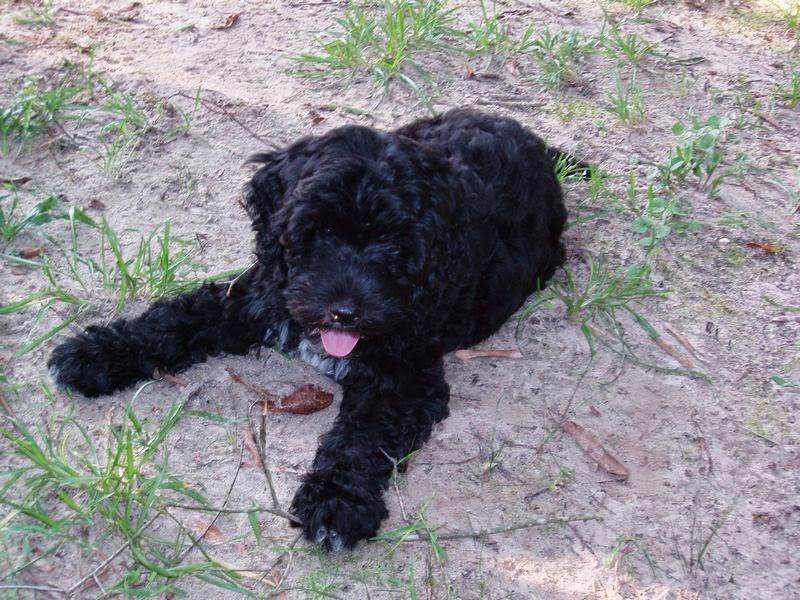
[289,470,388,552]
[48,326,144,397]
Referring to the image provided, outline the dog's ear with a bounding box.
[245,143,313,267]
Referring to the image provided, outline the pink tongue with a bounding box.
[320,329,360,357]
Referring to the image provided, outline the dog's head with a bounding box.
[246,125,454,357]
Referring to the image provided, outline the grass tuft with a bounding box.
[1,209,242,355]
[293,0,459,109]
[0,395,257,596]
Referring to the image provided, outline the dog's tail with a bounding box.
[546,147,593,180]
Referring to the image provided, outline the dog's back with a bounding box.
[396,109,568,350]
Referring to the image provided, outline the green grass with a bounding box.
[661,115,730,195]
[771,0,800,37]
[1,208,241,355]
[0,394,261,596]
[466,0,535,61]
[605,535,658,577]
[617,171,700,255]
[0,57,188,176]
[600,23,658,66]
[0,75,85,156]
[0,188,68,242]
[294,0,459,109]
[614,0,658,9]
[524,27,595,89]
[519,257,668,354]
[775,64,800,108]
[13,0,55,28]
[607,66,647,125]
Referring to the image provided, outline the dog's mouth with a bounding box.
[320,329,361,358]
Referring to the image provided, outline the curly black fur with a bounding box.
[49,109,579,551]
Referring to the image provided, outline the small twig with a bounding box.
[66,514,159,596]
[162,373,190,387]
[171,92,276,146]
[692,414,713,476]
[158,501,301,523]
[379,448,409,523]
[568,523,596,557]
[772,315,800,323]
[247,400,282,511]
[0,584,65,594]
[92,573,107,597]
[0,390,15,417]
[264,530,303,593]
[177,442,245,563]
[404,514,600,542]
[228,368,281,404]
[226,260,258,297]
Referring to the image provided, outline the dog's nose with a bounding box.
[329,302,358,325]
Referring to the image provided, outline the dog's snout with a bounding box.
[329,302,358,325]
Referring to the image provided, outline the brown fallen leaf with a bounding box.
[227,368,333,414]
[665,325,707,363]
[20,247,41,259]
[652,337,694,369]
[745,241,784,253]
[266,384,334,414]
[562,420,629,478]
[0,391,15,417]
[242,428,262,467]
[311,115,325,125]
[455,348,522,361]
[189,519,226,542]
[212,13,240,30]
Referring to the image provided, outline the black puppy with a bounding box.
[49,109,579,551]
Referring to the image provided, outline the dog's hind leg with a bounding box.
[48,263,287,397]
[289,358,450,551]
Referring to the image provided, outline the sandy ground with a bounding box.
[1,1,799,598]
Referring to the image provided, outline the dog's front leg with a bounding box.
[290,359,450,551]
[48,263,290,397]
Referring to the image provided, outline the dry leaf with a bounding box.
[562,420,629,478]
[652,337,694,368]
[242,428,262,467]
[189,519,226,542]
[227,368,333,414]
[20,247,41,259]
[505,59,520,75]
[589,405,602,417]
[311,115,325,125]
[455,348,522,360]
[745,241,784,254]
[665,325,707,363]
[269,384,334,414]
[212,13,240,30]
